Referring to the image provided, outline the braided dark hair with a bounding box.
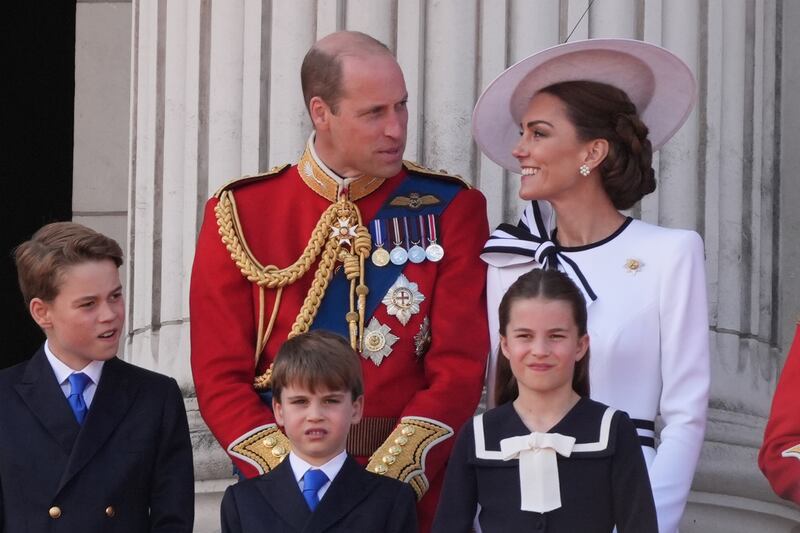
[539,81,655,210]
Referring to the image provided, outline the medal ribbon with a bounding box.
[418,215,428,247]
[391,217,404,246]
[372,219,385,249]
[402,217,412,249]
[407,216,421,246]
[426,214,438,244]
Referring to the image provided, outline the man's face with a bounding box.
[316,54,408,179]
[30,259,125,370]
[273,385,363,466]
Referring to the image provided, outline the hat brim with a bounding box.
[472,38,697,174]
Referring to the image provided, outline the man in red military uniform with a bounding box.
[190,31,489,530]
[759,321,800,504]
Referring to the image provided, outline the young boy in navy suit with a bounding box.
[0,222,194,532]
[220,330,417,532]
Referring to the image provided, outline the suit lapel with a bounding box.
[303,456,376,532]
[57,357,138,492]
[13,347,80,454]
[256,458,311,532]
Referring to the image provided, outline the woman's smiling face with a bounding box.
[511,92,593,202]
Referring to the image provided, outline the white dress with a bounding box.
[481,200,710,533]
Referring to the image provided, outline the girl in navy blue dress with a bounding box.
[433,269,657,532]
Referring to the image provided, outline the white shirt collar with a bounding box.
[44,339,105,386]
[288,449,348,484]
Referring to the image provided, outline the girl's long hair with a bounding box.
[494,268,590,406]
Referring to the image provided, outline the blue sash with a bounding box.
[310,172,462,337]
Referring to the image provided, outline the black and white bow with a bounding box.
[480,201,597,305]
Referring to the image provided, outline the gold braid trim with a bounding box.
[228,424,291,474]
[215,190,338,287]
[214,189,370,387]
[367,417,454,500]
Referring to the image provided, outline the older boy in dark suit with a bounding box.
[0,222,194,532]
[220,330,417,532]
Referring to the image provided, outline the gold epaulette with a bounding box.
[366,417,453,500]
[213,164,291,198]
[228,424,292,474]
[403,160,472,189]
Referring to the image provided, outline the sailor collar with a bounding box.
[298,132,386,202]
[472,399,618,462]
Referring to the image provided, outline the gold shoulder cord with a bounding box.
[215,190,371,390]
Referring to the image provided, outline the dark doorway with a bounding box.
[2,2,76,368]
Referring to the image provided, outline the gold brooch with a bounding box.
[624,258,644,274]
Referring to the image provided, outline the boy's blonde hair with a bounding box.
[272,330,364,402]
[14,222,123,305]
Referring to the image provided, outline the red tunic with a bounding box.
[759,322,800,504]
[190,159,489,529]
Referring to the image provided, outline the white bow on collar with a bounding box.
[500,432,577,513]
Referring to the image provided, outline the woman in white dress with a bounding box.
[473,39,710,533]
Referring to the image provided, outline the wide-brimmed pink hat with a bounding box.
[472,38,697,174]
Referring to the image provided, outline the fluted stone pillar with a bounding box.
[127,1,800,530]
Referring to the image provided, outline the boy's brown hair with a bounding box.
[14,221,124,305]
[271,330,364,402]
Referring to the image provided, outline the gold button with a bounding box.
[389,445,402,455]
[374,464,388,474]
[105,506,115,518]
[263,436,276,448]
[382,455,396,465]
[401,425,416,436]
[394,436,408,446]
[272,445,286,457]
[49,506,62,519]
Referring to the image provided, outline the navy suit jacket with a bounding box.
[0,347,194,532]
[221,454,418,533]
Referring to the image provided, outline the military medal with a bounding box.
[371,219,390,267]
[424,214,444,262]
[382,274,425,325]
[414,316,431,360]
[362,318,399,366]
[405,217,426,264]
[389,217,408,265]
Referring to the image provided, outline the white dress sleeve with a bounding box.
[650,230,710,533]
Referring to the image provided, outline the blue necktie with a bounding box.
[67,372,92,425]
[302,469,329,511]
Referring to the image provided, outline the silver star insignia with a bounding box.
[382,274,425,326]
[361,318,399,366]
